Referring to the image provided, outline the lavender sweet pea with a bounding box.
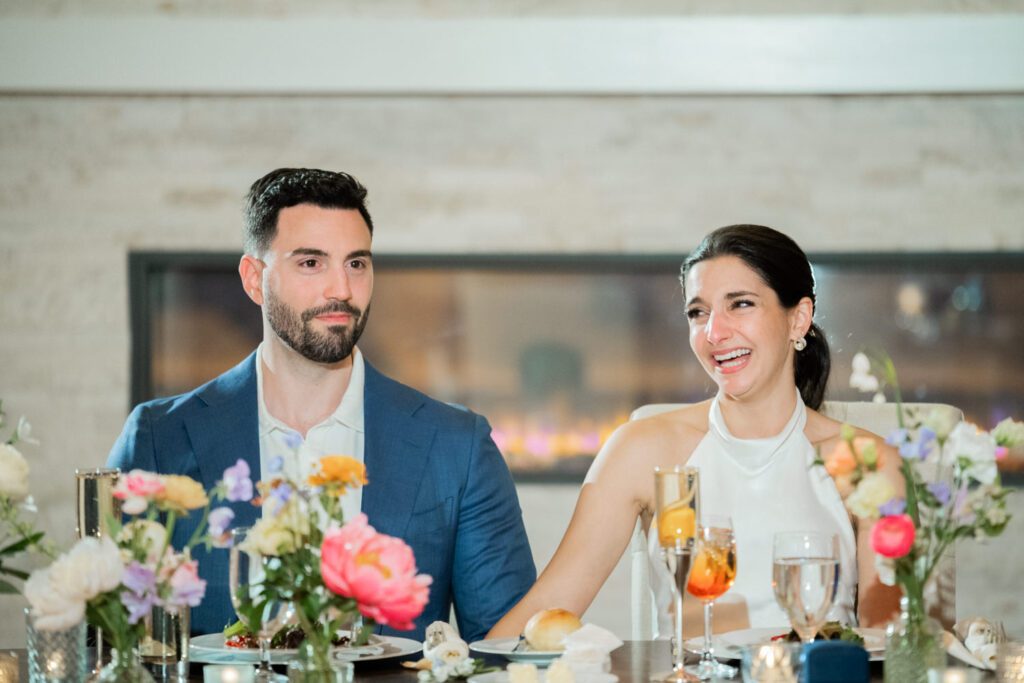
[878,497,907,517]
[927,481,952,506]
[222,459,254,502]
[121,562,159,624]
[208,507,234,547]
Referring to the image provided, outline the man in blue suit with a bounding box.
[108,168,536,642]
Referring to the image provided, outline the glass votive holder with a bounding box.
[25,608,87,682]
[287,658,354,683]
[927,666,984,683]
[203,664,256,683]
[741,642,802,683]
[998,641,1024,682]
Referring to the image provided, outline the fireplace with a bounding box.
[130,252,1024,482]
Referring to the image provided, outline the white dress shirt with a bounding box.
[256,344,365,522]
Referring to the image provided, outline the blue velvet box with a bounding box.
[800,640,870,683]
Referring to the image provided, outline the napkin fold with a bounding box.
[554,624,623,682]
[943,617,1003,670]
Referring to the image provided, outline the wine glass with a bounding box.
[771,531,839,645]
[652,466,701,683]
[229,527,296,683]
[685,515,738,680]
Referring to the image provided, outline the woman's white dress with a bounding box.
[647,392,858,637]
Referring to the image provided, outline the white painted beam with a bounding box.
[2,15,1022,94]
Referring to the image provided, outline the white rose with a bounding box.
[118,519,168,565]
[846,472,895,519]
[874,554,896,587]
[992,417,1024,448]
[24,569,85,631]
[944,423,997,484]
[0,443,30,502]
[429,641,469,668]
[922,407,959,443]
[243,504,308,556]
[50,536,124,602]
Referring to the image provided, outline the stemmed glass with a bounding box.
[685,514,738,680]
[229,526,296,683]
[652,466,701,683]
[771,532,840,644]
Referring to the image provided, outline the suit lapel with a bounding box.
[185,352,261,529]
[361,362,436,539]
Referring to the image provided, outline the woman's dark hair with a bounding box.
[679,224,831,410]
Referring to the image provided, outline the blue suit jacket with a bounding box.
[107,353,536,642]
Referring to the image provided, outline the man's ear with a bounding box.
[790,296,814,340]
[239,254,265,306]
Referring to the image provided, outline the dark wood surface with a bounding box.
[5,640,994,681]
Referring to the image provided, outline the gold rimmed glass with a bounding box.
[651,466,700,683]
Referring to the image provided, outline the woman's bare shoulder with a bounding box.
[588,400,712,478]
[805,408,899,466]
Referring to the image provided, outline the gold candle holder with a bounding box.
[75,468,121,539]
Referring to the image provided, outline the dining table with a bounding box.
[2,640,997,682]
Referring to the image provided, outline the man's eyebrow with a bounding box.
[347,249,373,260]
[286,247,329,258]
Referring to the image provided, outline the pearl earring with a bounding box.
[793,337,807,351]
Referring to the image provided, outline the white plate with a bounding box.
[189,632,421,665]
[469,637,563,665]
[469,671,617,683]
[683,627,886,662]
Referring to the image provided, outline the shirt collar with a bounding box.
[256,344,366,437]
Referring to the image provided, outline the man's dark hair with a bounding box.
[243,168,374,255]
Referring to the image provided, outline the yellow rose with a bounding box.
[308,455,368,493]
[846,472,895,519]
[156,475,209,512]
[243,500,309,556]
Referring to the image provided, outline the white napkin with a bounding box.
[943,618,1002,671]
[555,624,623,681]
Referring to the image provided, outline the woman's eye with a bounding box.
[686,308,705,320]
[733,299,754,309]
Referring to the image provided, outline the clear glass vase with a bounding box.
[884,594,946,683]
[286,642,354,683]
[89,647,156,683]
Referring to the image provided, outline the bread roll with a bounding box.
[523,608,583,651]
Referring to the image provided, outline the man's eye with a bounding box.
[299,258,319,268]
[347,259,370,271]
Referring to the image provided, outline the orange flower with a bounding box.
[308,456,368,493]
[824,441,859,477]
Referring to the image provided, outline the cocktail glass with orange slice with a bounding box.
[685,515,738,680]
[652,466,700,683]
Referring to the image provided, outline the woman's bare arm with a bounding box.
[487,413,701,638]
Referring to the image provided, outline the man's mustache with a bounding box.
[302,301,362,322]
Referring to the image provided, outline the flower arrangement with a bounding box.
[825,351,1020,642]
[230,443,431,674]
[24,461,253,679]
[0,400,53,593]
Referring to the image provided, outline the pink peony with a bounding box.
[113,470,166,515]
[320,514,432,630]
[871,514,916,558]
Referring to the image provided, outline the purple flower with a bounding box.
[878,497,907,517]
[121,562,159,624]
[269,482,292,507]
[952,484,976,524]
[222,459,253,502]
[282,431,303,450]
[267,455,284,474]
[898,427,937,460]
[166,560,206,609]
[927,481,952,506]
[208,507,234,546]
[886,428,909,446]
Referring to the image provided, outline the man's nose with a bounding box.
[324,266,353,300]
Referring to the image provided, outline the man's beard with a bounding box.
[265,289,370,364]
